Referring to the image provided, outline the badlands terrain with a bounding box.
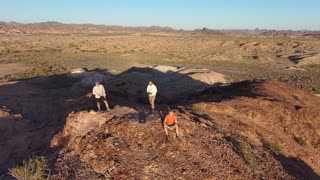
[0,22,320,179]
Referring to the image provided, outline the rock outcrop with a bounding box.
[49,79,320,179]
[192,80,320,178]
[1,69,320,179]
[50,105,292,179]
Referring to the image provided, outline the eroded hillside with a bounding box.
[1,33,320,96]
[1,34,319,65]
[50,105,292,179]
[1,67,319,179]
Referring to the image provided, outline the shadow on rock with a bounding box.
[274,154,320,180]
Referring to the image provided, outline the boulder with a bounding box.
[152,65,179,73]
[70,68,87,74]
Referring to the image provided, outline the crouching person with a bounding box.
[164,111,180,141]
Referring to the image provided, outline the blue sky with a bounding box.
[0,0,319,30]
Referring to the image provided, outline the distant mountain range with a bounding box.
[0,21,176,34]
[0,21,319,38]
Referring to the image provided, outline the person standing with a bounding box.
[92,82,110,112]
[146,81,157,111]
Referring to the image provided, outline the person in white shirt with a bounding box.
[92,82,110,112]
[146,81,157,111]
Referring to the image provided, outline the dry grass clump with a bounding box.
[293,135,307,146]
[9,156,50,180]
[263,140,283,155]
[227,137,262,172]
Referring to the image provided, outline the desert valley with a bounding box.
[0,22,320,179]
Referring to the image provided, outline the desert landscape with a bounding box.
[1,22,320,93]
[1,22,320,179]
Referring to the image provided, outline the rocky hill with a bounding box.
[49,79,320,179]
[220,28,320,38]
[1,66,320,179]
[261,30,320,38]
[192,27,225,35]
[50,106,292,179]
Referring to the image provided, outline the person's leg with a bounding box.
[175,125,180,137]
[151,95,156,110]
[103,100,110,110]
[164,124,170,141]
[148,95,152,108]
[164,124,169,136]
[96,100,101,112]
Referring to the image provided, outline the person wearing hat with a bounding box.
[146,81,157,111]
[92,82,110,112]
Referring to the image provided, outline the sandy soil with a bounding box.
[0,63,29,77]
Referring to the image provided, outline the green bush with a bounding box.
[9,156,50,180]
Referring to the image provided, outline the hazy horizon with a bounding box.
[0,0,320,31]
[2,20,320,32]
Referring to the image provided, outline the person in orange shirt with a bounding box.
[164,111,180,141]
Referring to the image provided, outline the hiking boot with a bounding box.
[166,136,170,142]
[106,108,111,112]
[176,135,181,141]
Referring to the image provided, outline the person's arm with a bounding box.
[154,85,157,94]
[101,86,106,97]
[92,87,97,96]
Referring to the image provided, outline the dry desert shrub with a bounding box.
[9,156,50,180]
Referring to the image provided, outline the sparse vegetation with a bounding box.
[263,140,283,155]
[229,138,262,171]
[293,135,307,146]
[191,104,206,115]
[313,88,320,94]
[0,34,319,94]
[9,156,50,180]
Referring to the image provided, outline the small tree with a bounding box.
[9,156,50,180]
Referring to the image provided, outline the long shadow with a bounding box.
[113,66,226,105]
[1,66,318,178]
[158,108,168,125]
[274,154,320,180]
[188,80,262,103]
[0,70,115,177]
[0,66,219,175]
[98,66,262,107]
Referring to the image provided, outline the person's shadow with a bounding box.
[158,108,169,125]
